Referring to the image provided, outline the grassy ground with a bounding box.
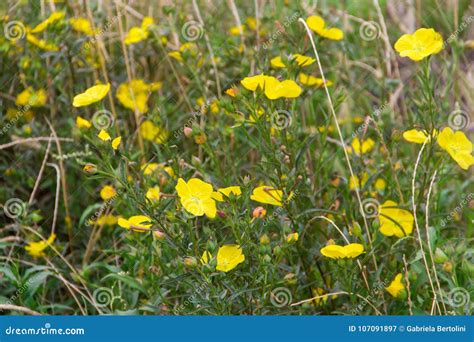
[0,0,472,315]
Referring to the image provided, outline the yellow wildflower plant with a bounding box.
[15,88,47,107]
[394,28,443,61]
[250,186,286,206]
[31,11,65,33]
[299,73,333,87]
[116,80,161,113]
[378,200,414,238]
[69,17,95,36]
[286,232,299,243]
[95,214,119,226]
[437,127,474,170]
[26,33,59,51]
[349,172,369,190]
[306,15,344,41]
[349,137,375,156]
[111,136,122,150]
[124,17,154,45]
[72,83,110,107]
[374,178,386,191]
[212,186,242,202]
[200,250,213,265]
[403,129,438,144]
[100,185,116,201]
[385,273,406,298]
[118,215,153,232]
[76,116,92,129]
[320,243,364,259]
[25,234,56,258]
[146,186,161,202]
[98,129,111,141]
[175,178,217,218]
[229,25,246,36]
[140,120,168,144]
[240,74,302,100]
[216,245,245,272]
[270,54,315,68]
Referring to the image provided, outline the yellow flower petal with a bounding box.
[98,129,111,141]
[216,245,245,272]
[73,83,110,107]
[111,136,122,150]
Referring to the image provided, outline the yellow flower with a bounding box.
[299,73,333,87]
[225,88,237,97]
[403,129,438,144]
[98,129,111,141]
[116,80,157,113]
[375,178,386,191]
[140,120,168,144]
[240,74,302,100]
[306,15,344,41]
[25,234,56,258]
[250,185,285,206]
[200,251,212,265]
[26,33,59,51]
[350,137,375,156]
[216,245,245,272]
[76,116,92,129]
[349,172,369,190]
[437,127,474,170]
[73,83,110,107]
[69,17,95,36]
[386,273,406,298]
[111,136,121,150]
[320,243,364,259]
[95,214,119,226]
[141,163,159,175]
[175,178,217,218]
[15,88,47,107]
[378,200,414,238]
[168,51,183,62]
[100,185,116,201]
[270,54,315,68]
[286,232,299,243]
[124,17,154,45]
[212,186,242,202]
[394,28,443,61]
[118,215,153,232]
[229,25,245,36]
[146,186,161,202]
[31,11,65,33]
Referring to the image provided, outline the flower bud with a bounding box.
[253,206,267,218]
